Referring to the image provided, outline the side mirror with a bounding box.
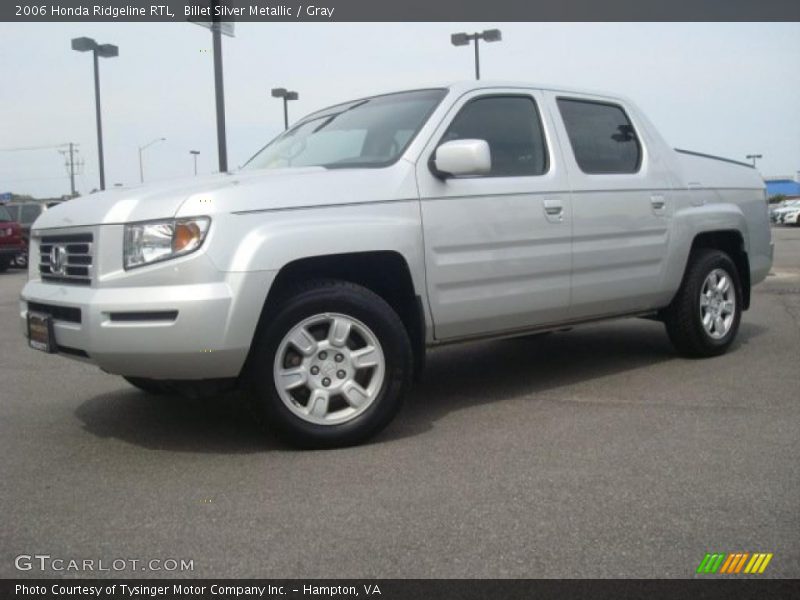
[429,139,491,179]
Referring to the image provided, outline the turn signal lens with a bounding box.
[173,221,202,253]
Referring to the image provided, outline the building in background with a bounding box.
[764,174,800,201]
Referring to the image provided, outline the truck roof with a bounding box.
[304,81,633,123]
[442,80,623,100]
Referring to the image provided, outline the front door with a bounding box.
[416,89,572,340]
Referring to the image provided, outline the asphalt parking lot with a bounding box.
[1,228,799,579]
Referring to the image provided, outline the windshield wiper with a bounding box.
[310,99,372,134]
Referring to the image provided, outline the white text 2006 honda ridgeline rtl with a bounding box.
[21,82,773,447]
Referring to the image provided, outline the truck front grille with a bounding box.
[39,233,94,285]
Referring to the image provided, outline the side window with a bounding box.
[21,204,42,224]
[441,96,548,177]
[556,98,641,174]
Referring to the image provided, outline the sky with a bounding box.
[1,22,799,198]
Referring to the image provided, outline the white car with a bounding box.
[777,201,800,225]
[771,199,800,223]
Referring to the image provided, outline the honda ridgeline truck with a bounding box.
[20,82,773,447]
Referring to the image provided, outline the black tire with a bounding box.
[123,376,170,395]
[0,257,10,272]
[663,248,743,357]
[246,279,413,449]
[14,251,28,268]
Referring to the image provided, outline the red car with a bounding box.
[0,204,25,272]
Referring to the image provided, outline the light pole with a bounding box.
[271,88,299,130]
[190,150,200,175]
[71,37,118,191]
[746,154,763,168]
[138,138,166,183]
[451,29,502,80]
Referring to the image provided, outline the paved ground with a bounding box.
[1,228,799,579]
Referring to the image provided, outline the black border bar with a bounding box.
[4,0,800,22]
[4,579,800,600]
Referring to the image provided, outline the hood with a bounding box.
[33,163,418,230]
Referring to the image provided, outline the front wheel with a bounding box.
[663,249,743,357]
[246,280,413,448]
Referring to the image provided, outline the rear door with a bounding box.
[416,88,572,340]
[547,93,673,319]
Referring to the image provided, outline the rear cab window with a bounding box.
[556,98,641,174]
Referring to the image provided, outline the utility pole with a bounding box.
[68,143,76,196]
[212,0,228,172]
[271,88,299,130]
[138,137,166,183]
[474,36,480,80]
[746,153,763,168]
[189,7,233,173]
[450,29,502,80]
[71,37,118,191]
[190,150,200,175]
[58,142,81,197]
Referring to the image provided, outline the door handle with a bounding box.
[543,199,564,223]
[650,194,666,213]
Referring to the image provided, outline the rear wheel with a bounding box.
[663,249,742,357]
[0,257,10,272]
[246,280,413,448]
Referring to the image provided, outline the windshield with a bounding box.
[243,89,446,171]
[0,206,12,221]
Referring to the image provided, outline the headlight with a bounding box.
[124,217,210,269]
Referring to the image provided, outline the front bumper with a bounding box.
[20,271,275,380]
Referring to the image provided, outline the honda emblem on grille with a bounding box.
[49,244,67,276]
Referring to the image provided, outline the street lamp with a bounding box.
[450,29,502,80]
[746,154,763,167]
[138,138,166,183]
[271,88,299,130]
[71,37,118,191]
[190,150,200,176]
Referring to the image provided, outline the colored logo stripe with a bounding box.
[697,553,725,573]
[720,553,748,574]
[744,553,773,574]
[697,553,773,574]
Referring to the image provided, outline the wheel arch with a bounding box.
[250,250,426,379]
[679,229,751,310]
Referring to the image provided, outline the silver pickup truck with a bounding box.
[21,82,772,447]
